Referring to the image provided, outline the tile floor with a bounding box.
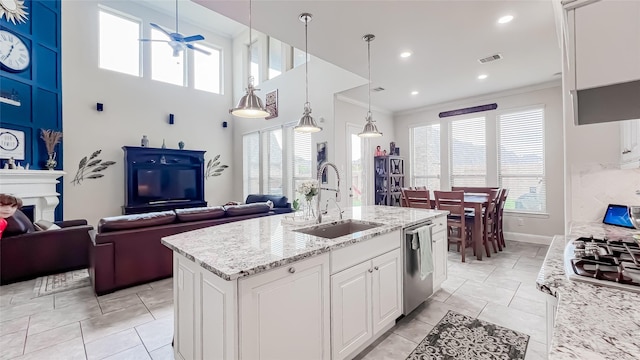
[0,240,549,360]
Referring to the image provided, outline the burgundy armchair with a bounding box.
[1,209,93,285]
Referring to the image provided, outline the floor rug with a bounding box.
[33,269,90,297]
[406,310,529,360]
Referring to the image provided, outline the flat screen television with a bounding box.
[133,168,200,205]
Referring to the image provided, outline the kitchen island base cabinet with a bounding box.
[173,252,330,360]
[331,248,402,360]
[431,216,448,292]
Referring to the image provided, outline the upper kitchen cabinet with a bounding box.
[568,0,640,90]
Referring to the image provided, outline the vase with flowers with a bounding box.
[297,179,319,220]
[40,129,63,170]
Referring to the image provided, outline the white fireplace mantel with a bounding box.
[0,169,65,221]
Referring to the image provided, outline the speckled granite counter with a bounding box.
[536,222,640,359]
[162,205,447,281]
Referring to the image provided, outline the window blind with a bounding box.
[243,132,260,198]
[450,116,486,187]
[411,124,441,190]
[286,128,312,200]
[498,108,546,212]
[262,129,283,195]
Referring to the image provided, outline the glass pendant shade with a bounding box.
[358,113,383,137]
[230,83,270,118]
[295,103,322,133]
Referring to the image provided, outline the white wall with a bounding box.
[393,83,565,239]
[62,0,235,226]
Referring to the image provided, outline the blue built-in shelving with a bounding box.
[1,0,63,218]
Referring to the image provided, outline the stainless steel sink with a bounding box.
[293,219,383,239]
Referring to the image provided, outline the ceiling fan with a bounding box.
[139,0,210,57]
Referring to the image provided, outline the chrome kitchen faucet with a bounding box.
[317,162,341,223]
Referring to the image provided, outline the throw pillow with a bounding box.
[34,220,62,231]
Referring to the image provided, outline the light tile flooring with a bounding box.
[0,240,549,360]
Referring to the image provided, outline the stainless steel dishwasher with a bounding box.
[403,221,435,315]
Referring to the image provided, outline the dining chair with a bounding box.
[451,186,500,194]
[403,189,431,209]
[495,188,509,249]
[434,190,471,262]
[483,189,501,256]
[400,186,427,207]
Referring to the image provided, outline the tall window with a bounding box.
[194,44,221,94]
[98,9,140,76]
[268,37,284,80]
[450,117,486,187]
[249,41,261,86]
[498,108,546,212]
[243,132,260,196]
[151,28,184,86]
[411,124,441,190]
[293,47,309,68]
[262,129,283,195]
[287,128,312,199]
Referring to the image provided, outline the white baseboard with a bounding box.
[504,232,553,246]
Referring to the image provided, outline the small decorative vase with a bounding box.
[141,135,149,147]
[46,152,57,170]
[304,198,315,220]
[161,139,166,149]
[178,141,185,150]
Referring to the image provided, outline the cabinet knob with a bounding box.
[368,268,373,273]
[288,267,296,274]
[374,266,379,271]
[622,149,632,154]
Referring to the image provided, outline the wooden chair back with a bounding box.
[403,189,431,209]
[434,191,465,217]
[400,186,427,207]
[451,186,499,194]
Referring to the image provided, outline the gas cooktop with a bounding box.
[564,236,640,293]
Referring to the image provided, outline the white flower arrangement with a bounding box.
[297,179,319,201]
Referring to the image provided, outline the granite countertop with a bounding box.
[536,222,640,359]
[162,205,447,281]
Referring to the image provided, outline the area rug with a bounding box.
[33,269,90,297]
[406,310,529,360]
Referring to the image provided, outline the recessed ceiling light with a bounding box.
[477,74,488,80]
[400,51,412,58]
[498,15,514,24]
[411,91,419,95]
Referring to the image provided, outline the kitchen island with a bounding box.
[537,223,640,359]
[162,205,448,360]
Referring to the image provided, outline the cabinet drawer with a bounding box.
[432,216,446,234]
[330,230,400,275]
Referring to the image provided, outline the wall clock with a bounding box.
[0,29,30,72]
[0,0,29,24]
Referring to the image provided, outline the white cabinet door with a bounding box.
[371,248,402,335]
[175,258,197,360]
[574,0,640,90]
[331,260,373,360]
[432,228,447,292]
[239,254,330,360]
[621,119,640,168]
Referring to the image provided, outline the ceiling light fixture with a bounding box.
[498,15,514,24]
[400,51,412,58]
[358,34,383,138]
[294,13,322,133]
[411,91,419,95]
[477,74,488,80]
[229,0,269,119]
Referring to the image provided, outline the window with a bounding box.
[243,132,260,197]
[194,44,221,94]
[99,9,140,76]
[249,41,261,86]
[450,116,486,187]
[293,47,309,68]
[498,108,545,212]
[262,129,283,195]
[151,28,184,86]
[411,124,441,190]
[287,127,312,199]
[268,37,284,80]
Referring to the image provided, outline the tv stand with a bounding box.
[122,146,207,215]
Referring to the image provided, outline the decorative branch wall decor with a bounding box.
[72,150,116,185]
[205,154,228,179]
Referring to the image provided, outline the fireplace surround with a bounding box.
[0,169,65,221]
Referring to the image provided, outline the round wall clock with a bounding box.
[0,0,29,24]
[0,29,30,73]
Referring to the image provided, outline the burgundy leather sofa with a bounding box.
[1,209,93,285]
[90,202,288,295]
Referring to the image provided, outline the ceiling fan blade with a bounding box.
[150,23,172,37]
[183,34,204,43]
[186,44,211,55]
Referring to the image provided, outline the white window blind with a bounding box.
[249,41,261,86]
[262,129,283,195]
[151,28,184,86]
[243,132,260,198]
[498,108,546,212]
[99,9,140,76]
[411,124,441,190]
[268,37,283,80]
[286,127,312,200]
[194,44,221,94]
[450,116,486,187]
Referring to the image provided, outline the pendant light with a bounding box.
[358,34,383,138]
[229,0,270,118]
[294,13,322,133]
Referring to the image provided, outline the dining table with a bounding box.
[427,193,490,261]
